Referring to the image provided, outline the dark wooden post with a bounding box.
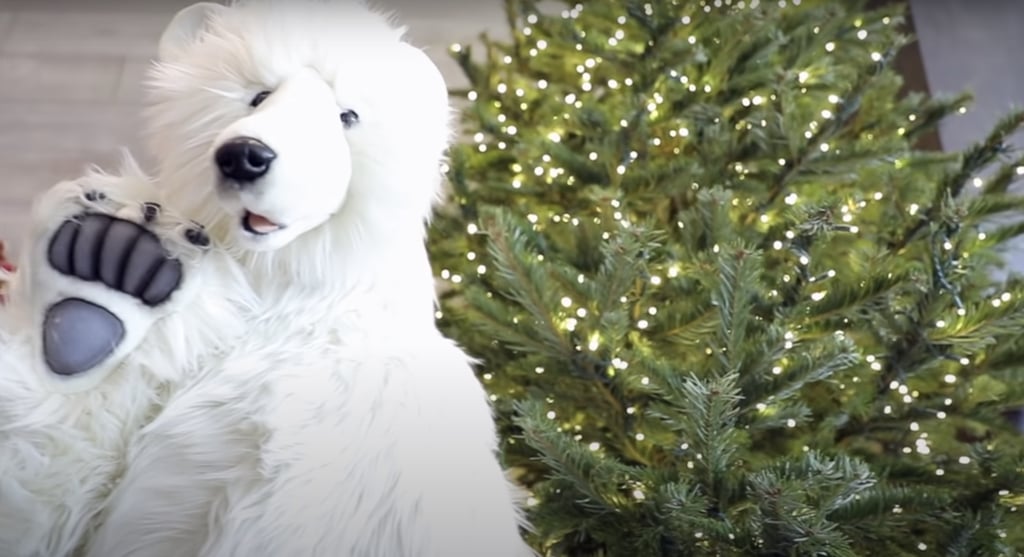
[865,0,944,152]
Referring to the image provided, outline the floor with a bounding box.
[0,0,507,256]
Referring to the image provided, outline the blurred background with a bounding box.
[0,0,1020,259]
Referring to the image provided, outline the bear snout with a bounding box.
[215,137,277,185]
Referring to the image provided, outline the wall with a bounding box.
[910,0,1024,275]
[910,0,1024,154]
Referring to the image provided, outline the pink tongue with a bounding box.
[246,212,280,233]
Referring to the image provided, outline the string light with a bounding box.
[436,2,1024,549]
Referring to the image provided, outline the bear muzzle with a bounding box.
[215,136,277,185]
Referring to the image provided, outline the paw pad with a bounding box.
[43,298,125,376]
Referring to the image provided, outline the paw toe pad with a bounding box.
[47,214,184,307]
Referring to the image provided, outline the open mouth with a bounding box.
[242,211,285,236]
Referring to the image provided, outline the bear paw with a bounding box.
[25,179,211,392]
[42,211,208,376]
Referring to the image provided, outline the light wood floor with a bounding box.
[0,1,506,257]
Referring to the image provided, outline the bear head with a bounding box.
[144,0,453,262]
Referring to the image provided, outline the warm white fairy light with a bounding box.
[441,6,1024,531]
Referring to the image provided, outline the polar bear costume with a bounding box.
[0,1,533,556]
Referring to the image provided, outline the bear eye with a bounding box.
[340,109,360,128]
[250,90,272,107]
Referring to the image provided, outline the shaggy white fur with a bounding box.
[0,162,254,556]
[0,1,533,555]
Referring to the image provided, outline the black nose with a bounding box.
[215,137,276,183]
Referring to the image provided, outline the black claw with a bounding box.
[142,202,161,223]
[84,190,106,202]
[185,227,210,248]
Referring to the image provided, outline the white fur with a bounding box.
[0,160,254,556]
[0,0,532,555]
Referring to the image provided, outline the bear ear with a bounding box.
[158,2,225,61]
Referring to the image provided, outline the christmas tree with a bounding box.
[427,0,1024,554]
